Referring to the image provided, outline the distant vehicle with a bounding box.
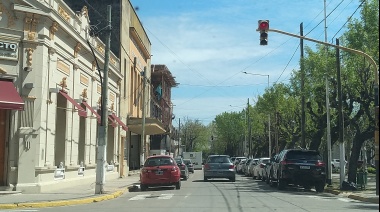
[203,155,236,182]
[331,159,347,170]
[236,159,247,174]
[272,149,326,192]
[252,157,270,180]
[174,157,189,180]
[183,159,195,173]
[140,155,181,191]
[183,152,203,170]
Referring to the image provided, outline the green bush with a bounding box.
[367,167,376,174]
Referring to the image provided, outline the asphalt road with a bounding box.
[4,171,378,212]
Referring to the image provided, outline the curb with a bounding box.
[325,189,379,204]
[0,188,131,209]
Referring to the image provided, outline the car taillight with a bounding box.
[260,164,264,168]
[142,168,151,173]
[316,161,325,167]
[280,160,292,165]
[171,166,178,171]
[229,165,235,169]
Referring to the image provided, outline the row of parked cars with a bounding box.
[232,148,327,192]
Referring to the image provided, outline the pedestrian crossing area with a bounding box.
[129,193,175,201]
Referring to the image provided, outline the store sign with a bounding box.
[0,41,19,60]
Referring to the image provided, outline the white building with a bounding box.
[0,0,126,193]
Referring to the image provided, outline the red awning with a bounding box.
[0,80,24,110]
[59,91,87,117]
[110,113,128,131]
[108,114,117,127]
[82,101,100,123]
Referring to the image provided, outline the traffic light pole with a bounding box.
[268,28,379,195]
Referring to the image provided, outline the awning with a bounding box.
[82,101,100,123]
[59,91,87,117]
[110,113,128,131]
[127,117,167,135]
[0,80,24,110]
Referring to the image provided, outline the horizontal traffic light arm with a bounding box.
[267,28,378,85]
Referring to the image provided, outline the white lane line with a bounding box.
[158,194,174,200]
[129,194,151,201]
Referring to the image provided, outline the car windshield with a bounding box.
[174,158,183,164]
[144,157,174,167]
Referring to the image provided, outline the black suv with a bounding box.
[272,149,326,192]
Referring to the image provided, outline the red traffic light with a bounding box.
[258,20,269,31]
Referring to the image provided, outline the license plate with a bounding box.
[156,171,163,175]
[300,166,310,169]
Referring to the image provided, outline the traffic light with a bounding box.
[258,20,269,45]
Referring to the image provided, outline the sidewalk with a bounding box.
[0,171,141,209]
[324,173,379,204]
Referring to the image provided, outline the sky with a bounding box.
[129,0,362,126]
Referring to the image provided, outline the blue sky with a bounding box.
[129,0,362,125]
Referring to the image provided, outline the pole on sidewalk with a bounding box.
[95,5,111,194]
[141,67,147,163]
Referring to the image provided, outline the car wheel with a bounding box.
[175,181,181,190]
[265,176,270,184]
[230,177,236,182]
[140,184,147,191]
[315,182,325,192]
[204,176,208,182]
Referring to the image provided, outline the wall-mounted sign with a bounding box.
[0,41,19,60]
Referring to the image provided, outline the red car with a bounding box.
[140,155,181,191]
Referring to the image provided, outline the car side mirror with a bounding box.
[140,164,144,168]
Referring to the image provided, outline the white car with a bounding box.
[331,159,347,171]
[252,157,270,180]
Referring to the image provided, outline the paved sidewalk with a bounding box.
[0,172,140,209]
[324,173,379,204]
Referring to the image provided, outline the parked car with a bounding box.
[331,159,347,171]
[242,158,253,176]
[272,149,326,192]
[264,154,278,185]
[174,157,189,180]
[203,155,236,182]
[140,155,181,191]
[248,158,259,177]
[236,159,247,174]
[184,159,195,173]
[253,157,270,180]
[233,157,247,172]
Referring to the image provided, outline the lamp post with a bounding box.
[242,72,271,156]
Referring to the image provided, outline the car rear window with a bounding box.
[286,151,322,160]
[144,157,174,167]
[207,156,230,163]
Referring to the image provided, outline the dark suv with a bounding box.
[272,149,326,192]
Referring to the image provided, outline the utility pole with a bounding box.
[324,0,332,186]
[178,118,180,157]
[95,5,111,194]
[247,98,251,157]
[141,67,147,163]
[336,38,346,187]
[300,22,306,148]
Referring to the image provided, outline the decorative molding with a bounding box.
[81,88,88,99]
[49,21,59,40]
[0,3,15,28]
[59,77,67,89]
[74,42,81,58]
[92,60,96,71]
[0,67,7,74]
[48,47,56,55]
[97,84,101,94]
[25,48,33,67]
[57,60,70,75]
[80,73,89,86]
[24,14,38,41]
[109,102,114,111]
[72,63,79,70]
[96,43,104,54]
[81,6,88,18]
[97,97,101,106]
[58,5,70,22]
[109,93,115,102]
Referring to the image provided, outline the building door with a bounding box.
[0,109,6,186]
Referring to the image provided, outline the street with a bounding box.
[2,171,378,212]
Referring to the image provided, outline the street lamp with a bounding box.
[242,71,272,156]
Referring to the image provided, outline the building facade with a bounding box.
[0,0,126,193]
